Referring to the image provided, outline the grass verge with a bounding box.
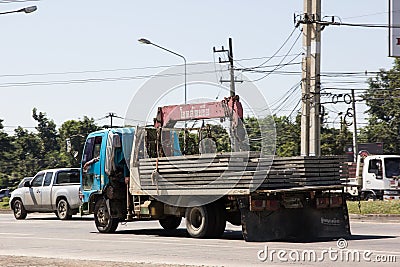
[0,197,10,210]
[347,200,400,214]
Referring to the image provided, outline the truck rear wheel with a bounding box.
[94,198,119,233]
[13,199,27,220]
[159,216,182,230]
[185,205,215,238]
[57,199,72,220]
[210,202,226,238]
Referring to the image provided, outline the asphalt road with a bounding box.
[0,212,399,266]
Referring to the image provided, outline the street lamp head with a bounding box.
[20,6,37,14]
[138,38,152,45]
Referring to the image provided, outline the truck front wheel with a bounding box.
[94,198,119,233]
[13,199,27,220]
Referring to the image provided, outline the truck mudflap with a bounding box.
[241,203,351,242]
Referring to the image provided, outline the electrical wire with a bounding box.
[0,69,229,88]
[288,98,302,119]
[0,61,219,79]
[0,0,39,3]
[253,27,298,69]
[342,10,396,20]
[246,29,302,83]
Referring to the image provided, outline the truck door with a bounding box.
[40,172,54,210]
[24,172,45,211]
[364,159,384,190]
[82,135,104,191]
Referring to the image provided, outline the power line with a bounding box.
[342,10,396,20]
[0,0,39,3]
[237,27,299,70]
[0,69,229,88]
[0,55,305,79]
[0,61,218,79]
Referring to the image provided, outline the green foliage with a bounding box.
[0,120,15,188]
[175,114,350,157]
[362,58,400,153]
[178,124,231,155]
[0,110,99,189]
[273,115,300,157]
[321,123,352,155]
[59,117,100,167]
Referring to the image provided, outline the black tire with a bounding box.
[185,205,215,238]
[226,211,241,226]
[159,216,182,230]
[94,198,119,233]
[210,202,226,238]
[57,199,72,220]
[365,193,377,201]
[13,199,27,220]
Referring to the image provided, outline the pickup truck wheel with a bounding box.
[13,199,27,220]
[94,198,119,233]
[185,205,215,238]
[159,216,182,230]
[57,199,72,220]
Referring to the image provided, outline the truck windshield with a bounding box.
[385,158,400,178]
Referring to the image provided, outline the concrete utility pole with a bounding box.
[228,38,236,97]
[213,37,239,97]
[105,112,124,128]
[351,89,358,162]
[300,0,321,156]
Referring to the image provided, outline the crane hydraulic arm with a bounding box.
[153,95,243,128]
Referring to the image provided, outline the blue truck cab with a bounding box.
[80,128,134,216]
[79,127,181,218]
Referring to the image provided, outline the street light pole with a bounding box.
[0,6,37,16]
[138,38,187,105]
[138,38,188,153]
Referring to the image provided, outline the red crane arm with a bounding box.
[153,95,243,128]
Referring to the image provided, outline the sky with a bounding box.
[0,0,395,134]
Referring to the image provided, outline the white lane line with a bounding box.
[4,235,400,256]
[0,233,32,236]
[5,235,259,250]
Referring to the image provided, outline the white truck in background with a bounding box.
[343,155,400,200]
[9,168,81,220]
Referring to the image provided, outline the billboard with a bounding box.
[345,143,384,162]
[390,0,400,57]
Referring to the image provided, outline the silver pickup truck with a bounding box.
[9,168,81,220]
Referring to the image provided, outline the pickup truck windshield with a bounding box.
[55,170,80,184]
[385,158,400,178]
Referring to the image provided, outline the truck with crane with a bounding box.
[79,95,350,241]
[343,153,400,200]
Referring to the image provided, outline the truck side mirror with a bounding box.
[23,181,31,187]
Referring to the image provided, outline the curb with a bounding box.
[350,213,400,222]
